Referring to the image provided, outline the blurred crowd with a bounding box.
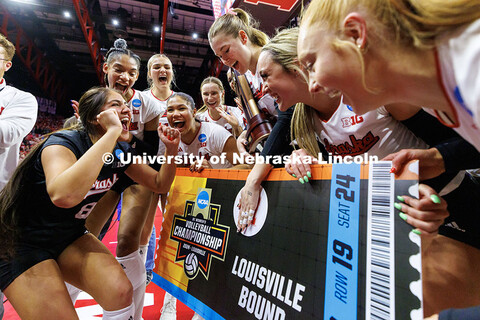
[19,112,65,160]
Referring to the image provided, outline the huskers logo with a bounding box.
[170,188,230,280]
[85,173,119,197]
[323,131,380,157]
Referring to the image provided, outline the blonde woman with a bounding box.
[197,76,245,138]
[209,9,295,231]
[297,0,480,151]
[261,26,480,318]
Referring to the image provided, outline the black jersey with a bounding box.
[16,130,133,246]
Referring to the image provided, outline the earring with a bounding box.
[357,43,368,54]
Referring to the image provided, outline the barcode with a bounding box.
[366,161,395,320]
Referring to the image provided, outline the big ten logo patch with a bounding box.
[170,188,230,280]
[131,99,141,114]
[198,133,207,148]
[341,115,364,128]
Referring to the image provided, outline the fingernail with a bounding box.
[430,194,441,204]
[307,171,312,178]
[394,202,402,210]
[397,195,405,202]
[390,167,396,174]
[399,212,407,221]
[412,229,421,235]
[299,178,304,184]
[292,174,296,178]
[303,176,309,183]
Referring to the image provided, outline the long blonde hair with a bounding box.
[197,77,225,113]
[301,0,480,49]
[259,27,320,156]
[208,8,269,47]
[292,104,321,156]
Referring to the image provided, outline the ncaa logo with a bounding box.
[197,190,209,209]
[114,149,124,159]
[198,133,207,143]
[132,99,142,108]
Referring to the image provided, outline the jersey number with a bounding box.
[75,202,98,219]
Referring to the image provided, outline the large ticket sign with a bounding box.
[154,162,422,319]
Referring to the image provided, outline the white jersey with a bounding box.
[142,89,172,126]
[195,105,246,134]
[434,18,480,151]
[315,99,428,160]
[158,122,233,169]
[0,79,38,188]
[244,70,278,117]
[126,89,162,140]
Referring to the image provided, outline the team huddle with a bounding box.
[0,0,480,319]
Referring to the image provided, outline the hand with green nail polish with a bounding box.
[285,149,318,183]
[392,184,449,237]
[430,194,441,204]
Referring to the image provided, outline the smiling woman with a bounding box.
[196,76,246,137]
[159,92,242,171]
[0,87,180,320]
[297,0,480,151]
[208,8,268,75]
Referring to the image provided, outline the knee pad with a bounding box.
[116,251,146,290]
[65,282,82,304]
[102,302,134,320]
[138,245,148,265]
[133,282,146,320]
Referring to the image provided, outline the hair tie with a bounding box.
[226,8,237,16]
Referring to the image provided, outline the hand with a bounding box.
[71,100,80,119]
[158,125,180,156]
[234,97,244,113]
[285,149,317,183]
[189,158,211,173]
[216,106,239,128]
[237,130,248,154]
[383,148,445,180]
[96,109,122,135]
[424,314,439,320]
[237,182,261,232]
[395,184,449,236]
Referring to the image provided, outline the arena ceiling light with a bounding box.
[63,11,71,19]
[154,26,160,33]
[9,0,37,4]
[112,19,119,26]
[192,33,198,39]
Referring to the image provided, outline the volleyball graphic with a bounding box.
[184,253,199,278]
